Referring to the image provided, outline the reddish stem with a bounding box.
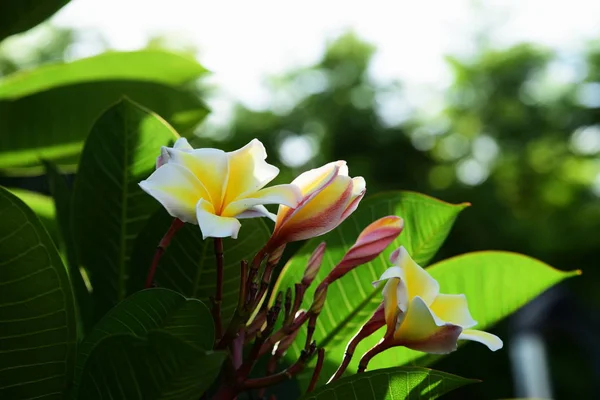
[259,310,310,357]
[357,338,392,373]
[144,218,184,288]
[307,348,325,393]
[213,238,224,340]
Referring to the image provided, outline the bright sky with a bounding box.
[51,0,600,111]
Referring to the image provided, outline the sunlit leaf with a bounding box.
[0,51,208,174]
[72,99,178,319]
[340,251,581,375]
[271,191,467,385]
[5,187,58,241]
[301,367,476,400]
[0,187,76,399]
[77,331,225,400]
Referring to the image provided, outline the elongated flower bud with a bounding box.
[302,242,326,286]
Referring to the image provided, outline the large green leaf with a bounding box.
[44,161,93,336]
[0,50,207,100]
[129,208,271,321]
[0,186,76,399]
[77,331,226,400]
[72,99,179,319]
[73,288,213,393]
[301,367,476,400]
[0,51,208,174]
[0,0,70,41]
[6,187,59,241]
[272,192,467,360]
[340,251,580,375]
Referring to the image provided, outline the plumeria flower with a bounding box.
[266,161,365,249]
[374,246,503,354]
[140,138,302,239]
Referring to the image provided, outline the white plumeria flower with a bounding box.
[140,138,302,239]
[373,246,503,354]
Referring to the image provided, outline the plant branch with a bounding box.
[213,237,224,340]
[144,218,183,288]
[307,348,325,393]
[357,338,392,373]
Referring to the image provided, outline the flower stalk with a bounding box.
[144,218,184,288]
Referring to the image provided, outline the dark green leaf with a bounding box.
[5,187,59,242]
[77,331,226,400]
[73,288,214,392]
[0,186,76,399]
[272,191,467,367]
[302,367,476,400]
[0,0,70,41]
[129,208,271,321]
[72,99,179,318]
[0,51,208,174]
[44,160,93,336]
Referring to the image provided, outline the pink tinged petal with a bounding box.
[429,294,478,328]
[336,216,403,271]
[196,199,241,239]
[167,148,229,211]
[235,205,276,221]
[273,175,353,244]
[156,146,170,169]
[393,296,462,354]
[275,162,342,227]
[221,184,302,218]
[459,329,503,351]
[340,176,366,221]
[223,139,280,204]
[395,246,440,307]
[139,163,210,224]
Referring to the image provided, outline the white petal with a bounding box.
[173,137,193,150]
[222,184,302,218]
[223,139,280,203]
[429,294,478,328]
[291,161,344,195]
[139,163,209,224]
[372,266,404,288]
[459,329,503,351]
[236,205,277,221]
[196,199,241,239]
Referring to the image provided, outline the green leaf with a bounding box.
[0,50,207,100]
[5,187,59,241]
[341,252,581,375]
[44,160,93,336]
[272,192,467,363]
[301,367,476,400]
[0,51,208,174]
[129,208,271,321]
[78,331,226,400]
[0,0,70,41]
[72,99,179,318]
[73,288,214,393]
[0,186,76,399]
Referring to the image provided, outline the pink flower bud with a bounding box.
[310,284,328,315]
[325,216,404,284]
[302,242,326,286]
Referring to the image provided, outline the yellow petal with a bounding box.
[195,199,241,239]
[235,205,276,221]
[392,246,439,308]
[382,278,401,334]
[167,148,229,212]
[429,294,477,328]
[139,163,210,224]
[394,296,462,354]
[223,139,279,205]
[221,184,301,218]
[459,329,503,351]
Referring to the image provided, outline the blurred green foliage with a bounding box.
[2,21,598,399]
